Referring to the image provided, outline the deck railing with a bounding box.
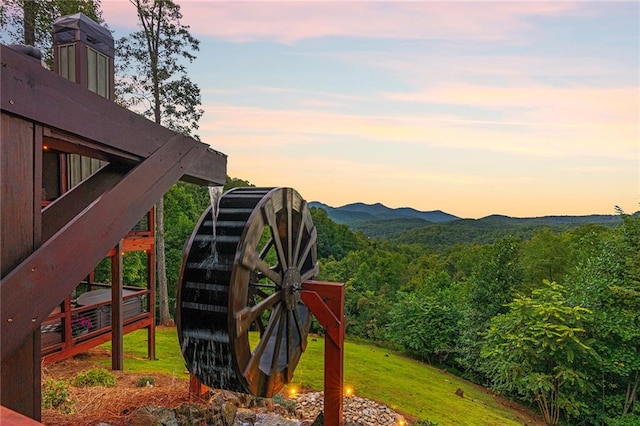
[41,282,153,363]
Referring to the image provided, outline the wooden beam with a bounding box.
[1,134,204,359]
[0,45,226,186]
[41,163,128,242]
[0,114,41,420]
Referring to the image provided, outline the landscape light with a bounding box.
[288,386,298,397]
[344,386,354,397]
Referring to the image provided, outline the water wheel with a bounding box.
[176,187,318,397]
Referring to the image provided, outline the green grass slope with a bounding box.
[100,327,540,425]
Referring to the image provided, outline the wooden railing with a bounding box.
[41,282,153,363]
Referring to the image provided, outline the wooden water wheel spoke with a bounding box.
[297,228,317,270]
[293,204,307,262]
[241,247,282,286]
[242,303,283,379]
[292,304,307,352]
[262,202,289,271]
[268,308,288,377]
[301,265,320,283]
[177,187,318,397]
[249,286,274,299]
[286,193,294,262]
[234,292,282,338]
[258,237,275,261]
[286,311,297,382]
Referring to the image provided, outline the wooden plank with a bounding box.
[0,45,226,186]
[0,134,203,359]
[0,114,41,420]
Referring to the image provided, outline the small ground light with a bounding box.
[288,386,298,397]
[397,419,406,426]
[344,386,354,397]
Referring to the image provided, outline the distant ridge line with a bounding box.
[309,201,459,224]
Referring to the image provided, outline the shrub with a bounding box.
[42,378,74,413]
[136,376,156,387]
[272,393,296,414]
[72,368,116,387]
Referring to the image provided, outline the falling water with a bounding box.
[207,185,224,267]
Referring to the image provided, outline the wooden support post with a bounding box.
[188,374,207,400]
[111,241,124,370]
[0,115,41,420]
[300,281,345,426]
[147,228,157,360]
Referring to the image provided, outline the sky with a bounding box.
[100,1,639,219]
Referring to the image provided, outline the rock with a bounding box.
[128,405,178,426]
[455,388,464,398]
[254,413,301,425]
[174,402,209,425]
[233,408,257,425]
[222,402,239,425]
[294,391,407,425]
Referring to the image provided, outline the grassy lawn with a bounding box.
[99,327,537,425]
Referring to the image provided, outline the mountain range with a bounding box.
[309,201,623,248]
[309,201,459,224]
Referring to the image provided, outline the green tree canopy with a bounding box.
[481,281,595,425]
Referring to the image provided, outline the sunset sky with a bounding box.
[101,1,639,219]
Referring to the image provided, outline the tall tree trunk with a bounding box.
[23,0,36,45]
[623,369,639,415]
[155,196,172,325]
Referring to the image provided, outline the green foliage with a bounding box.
[271,393,296,414]
[606,414,640,426]
[136,376,156,387]
[565,211,640,423]
[72,368,116,387]
[481,281,595,425]
[311,207,364,260]
[520,227,574,289]
[387,293,458,364]
[342,212,621,251]
[458,237,523,380]
[42,378,75,413]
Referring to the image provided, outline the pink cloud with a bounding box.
[198,100,636,161]
[385,85,637,126]
[102,1,581,43]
